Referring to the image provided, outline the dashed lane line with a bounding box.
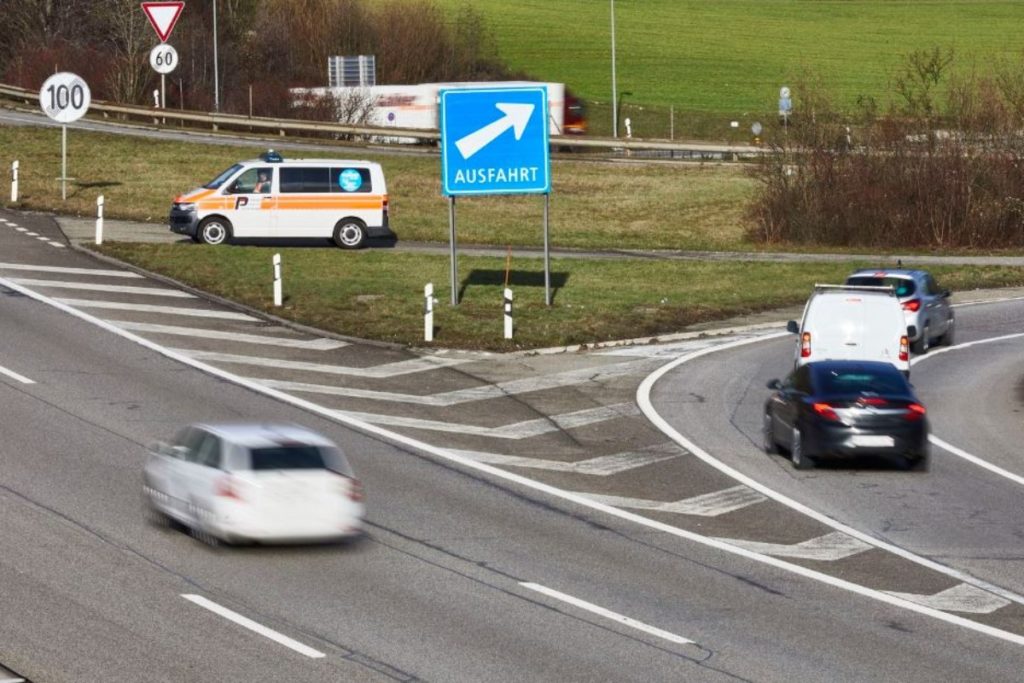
[113,321,348,350]
[181,594,326,659]
[448,443,681,476]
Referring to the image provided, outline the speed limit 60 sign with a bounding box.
[39,72,91,123]
[149,44,179,74]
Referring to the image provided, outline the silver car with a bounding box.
[844,268,954,354]
[143,422,365,545]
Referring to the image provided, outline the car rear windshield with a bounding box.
[815,368,909,396]
[250,445,328,470]
[845,276,916,297]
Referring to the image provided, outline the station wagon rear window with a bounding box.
[250,445,327,470]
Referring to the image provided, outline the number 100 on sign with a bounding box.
[39,72,91,124]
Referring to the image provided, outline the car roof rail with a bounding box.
[813,283,896,295]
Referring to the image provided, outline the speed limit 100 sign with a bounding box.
[149,44,179,74]
[39,72,91,123]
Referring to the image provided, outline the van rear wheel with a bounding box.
[198,217,232,245]
[333,219,367,249]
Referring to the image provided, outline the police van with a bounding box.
[169,151,392,248]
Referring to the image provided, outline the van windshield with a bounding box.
[204,164,244,190]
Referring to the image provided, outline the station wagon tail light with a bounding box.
[905,403,927,421]
[215,475,243,500]
[902,299,921,312]
[342,476,364,503]
[812,402,840,421]
[899,335,909,361]
[800,332,812,358]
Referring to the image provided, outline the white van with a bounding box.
[787,285,916,375]
[169,150,392,249]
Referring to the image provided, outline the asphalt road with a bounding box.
[2,219,1024,680]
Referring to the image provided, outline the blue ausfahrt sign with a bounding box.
[440,87,550,196]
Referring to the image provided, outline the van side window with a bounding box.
[331,167,372,193]
[280,167,331,193]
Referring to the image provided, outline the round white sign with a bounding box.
[149,44,179,74]
[39,72,91,124]
[780,86,791,99]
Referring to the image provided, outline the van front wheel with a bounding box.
[198,217,232,245]
[333,219,367,249]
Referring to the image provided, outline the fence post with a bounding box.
[273,253,282,306]
[95,195,104,244]
[424,283,434,342]
[503,287,513,340]
[10,160,18,202]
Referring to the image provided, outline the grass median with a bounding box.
[94,242,1024,351]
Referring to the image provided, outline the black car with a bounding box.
[763,360,929,471]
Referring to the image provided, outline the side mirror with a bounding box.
[942,289,951,298]
[766,379,783,390]
[786,320,800,334]
[907,324,917,338]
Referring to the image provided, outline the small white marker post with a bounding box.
[95,195,104,244]
[10,160,18,202]
[424,283,434,342]
[272,253,282,306]
[503,287,513,340]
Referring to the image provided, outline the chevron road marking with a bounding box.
[581,485,768,517]
[175,349,468,377]
[114,321,348,350]
[333,402,641,439]
[885,583,1012,615]
[8,278,195,298]
[713,531,873,561]
[0,263,143,277]
[447,442,681,475]
[57,299,257,321]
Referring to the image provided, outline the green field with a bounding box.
[439,1,1024,136]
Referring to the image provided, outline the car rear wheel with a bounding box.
[911,323,930,355]
[790,427,814,470]
[938,316,955,346]
[333,218,367,249]
[763,412,779,454]
[198,216,232,245]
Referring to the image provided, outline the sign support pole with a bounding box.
[449,196,458,305]
[543,193,551,306]
[61,125,67,201]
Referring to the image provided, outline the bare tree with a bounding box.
[100,0,153,104]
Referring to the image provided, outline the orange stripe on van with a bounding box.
[275,196,384,210]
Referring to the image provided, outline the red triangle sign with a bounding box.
[141,2,185,43]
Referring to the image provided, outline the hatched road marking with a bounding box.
[8,278,196,298]
[885,583,1012,615]
[113,321,348,350]
[712,531,873,561]
[580,485,768,517]
[0,262,143,277]
[448,442,681,476]
[58,299,258,321]
[175,349,468,377]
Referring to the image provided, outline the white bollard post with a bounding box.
[503,287,513,340]
[95,195,104,245]
[273,253,282,307]
[424,283,434,342]
[10,160,18,203]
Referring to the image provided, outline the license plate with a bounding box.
[852,435,895,447]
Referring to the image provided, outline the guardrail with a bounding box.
[0,82,764,158]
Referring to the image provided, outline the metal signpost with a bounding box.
[440,86,551,305]
[141,2,184,115]
[39,72,91,200]
[149,43,179,114]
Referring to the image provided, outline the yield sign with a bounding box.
[141,2,185,42]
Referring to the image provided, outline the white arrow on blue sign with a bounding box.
[440,87,550,196]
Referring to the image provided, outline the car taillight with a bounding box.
[857,397,888,406]
[215,475,243,500]
[342,476,364,502]
[383,195,389,216]
[902,299,921,312]
[905,403,927,421]
[800,332,812,358]
[812,402,839,421]
[899,335,909,361]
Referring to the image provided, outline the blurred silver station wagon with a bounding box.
[143,422,364,545]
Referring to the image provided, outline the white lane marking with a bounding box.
[637,330,1024,610]
[48,242,65,248]
[713,531,872,561]
[598,333,775,358]
[176,349,467,377]
[57,299,257,321]
[113,321,348,350]
[581,485,768,517]
[35,236,51,242]
[885,583,1012,615]
[520,582,695,645]
[0,263,142,278]
[953,295,1024,308]
[911,332,1024,488]
[8,278,196,298]
[181,594,325,659]
[0,363,35,384]
[448,443,680,476]
[8,276,1024,648]
[15,227,27,232]
[332,403,641,439]
[24,231,38,236]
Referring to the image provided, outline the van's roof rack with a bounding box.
[813,283,896,295]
